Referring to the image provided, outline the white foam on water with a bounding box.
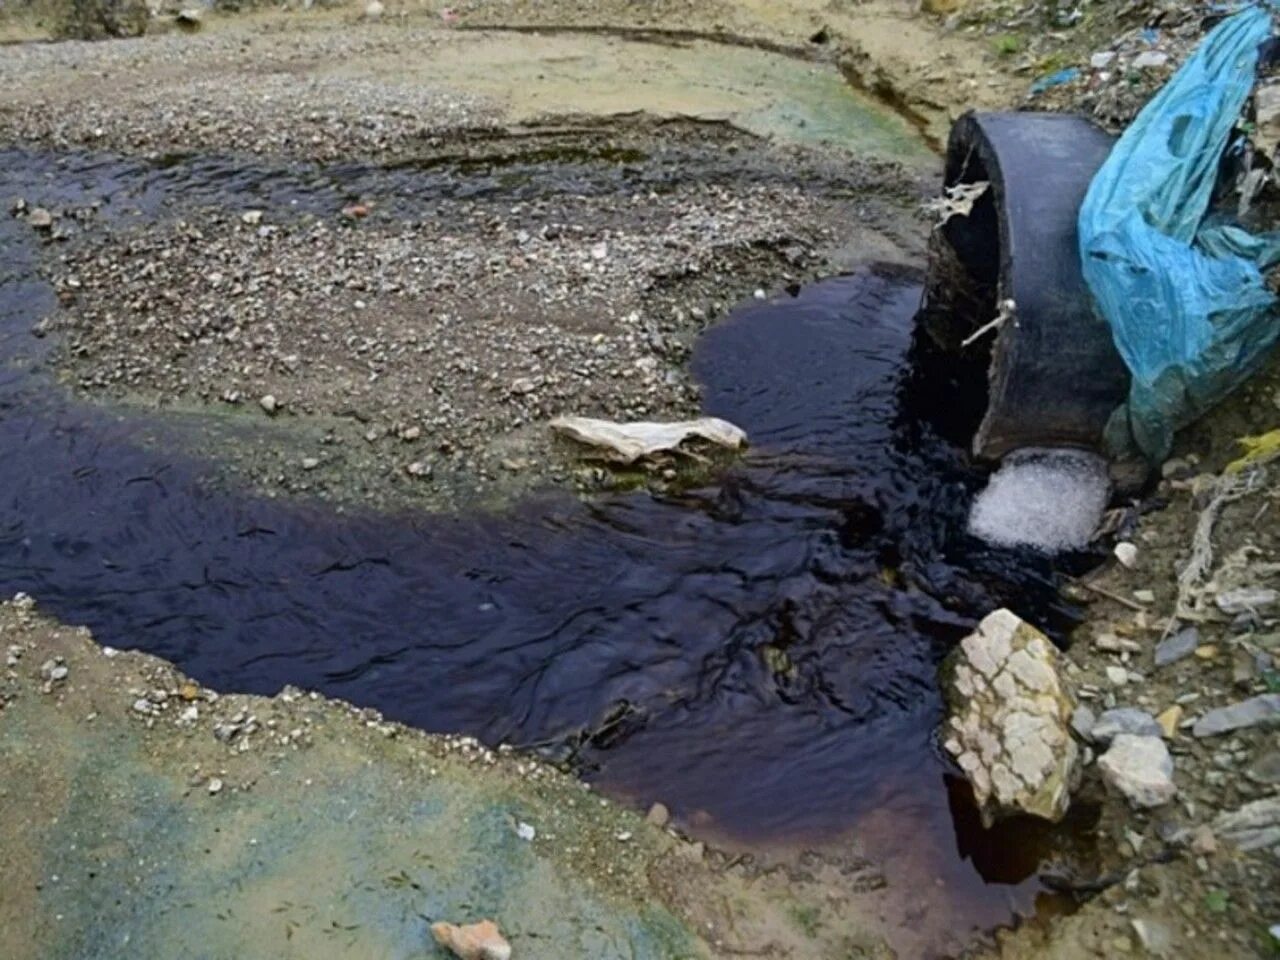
[967,447,1111,553]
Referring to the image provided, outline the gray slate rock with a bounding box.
[1090,707,1161,744]
[1213,796,1280,853]
[1154,627,1198,667]
[1193,694,1280,737]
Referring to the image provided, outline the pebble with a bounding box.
[39,658,68,683]
[1192,694,1280,737]
[301,457,320,471]
[1132,50,1169,69]
[1113,541,1138,568]
[258,394,278,415]
[27,207,53,230]
[1248,750,1280,785]
[1155,704,1182,738]
[1090,51,1117,69]
[1090,707,1161,744]
[1154,626,1198,667]
[207,777,223,795]
[1098,734,1177,808]
[514,821,536,841]
[362,0,384,18]
[1106,665,1129,686]
[1132,589,1155,604]
[646,802,670,828]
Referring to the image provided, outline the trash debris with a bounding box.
[960,297,1014,349]
[549,416,747,465]
[1079,8,1280,463]
[1030,67,1080,96]
[921,180,989,228]
[430,919,512,960]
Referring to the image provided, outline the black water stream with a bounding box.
[0,148,1096,950]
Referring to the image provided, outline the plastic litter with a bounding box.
[1078,8,1280,463]
[1030,67,1080,95]
[549,416,747,464]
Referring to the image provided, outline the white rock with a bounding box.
[943,609,1079,826]
[1090,51,1117,69]
[362,0,384,18]
[515,821,536,841]
[1106,665,1129,686]
[1132,50,1169,69]
[1113,541,1138,568]
[1098,734,1176,808]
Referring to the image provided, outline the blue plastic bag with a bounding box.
[1078,7,1280,462]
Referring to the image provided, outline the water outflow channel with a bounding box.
[1,148,1095,947]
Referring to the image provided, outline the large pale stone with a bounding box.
[1098,734,1176,808]
[943,609,1080,827]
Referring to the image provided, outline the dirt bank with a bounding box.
[1,595,905,959]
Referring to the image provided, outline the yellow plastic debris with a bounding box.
[1224,429,1280,474]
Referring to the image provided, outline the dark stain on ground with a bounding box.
[0,147,1097,946]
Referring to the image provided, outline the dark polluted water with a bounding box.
[0,149,1098,955]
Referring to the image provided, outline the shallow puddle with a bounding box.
[0,148,1095,955]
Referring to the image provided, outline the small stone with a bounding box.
[207,777,223,795]
[39,659,68,683]
[1071,704,1097,740]
[301,457,320,471]
[1090,51,1117,69]
[646,802,670,828]
[431,919,511,960]
[590,241,608,260]
[1189,824,1217,855]
[362,0,383,17]
[1098,734,1176,808]
[132,698,154,715]
[1090,708,1161,744]
[1106,665,1129,686]
[259,394,278,415]
[753,289,767,300]
[27,207,53,230]
[1095,632,1140,653]
[1194,644,1219,660]
[1193,694,1280,737]
[1248,750,1280,785]
[1132,589,1155,604]
[1130,917,1172,957]
[405,461,432,478]
[1215,587,1278,615]
[1156,705,1182,738]
[240,210,263,226]
[1154,627,1198,667]
[509,378,537,396]
[615,830,632,842]
[1113,541,1138,568]
[400,426,421,442]
[514,821,535,842]
[179,681,200,701]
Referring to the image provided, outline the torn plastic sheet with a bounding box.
[1078,7,1280,462]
